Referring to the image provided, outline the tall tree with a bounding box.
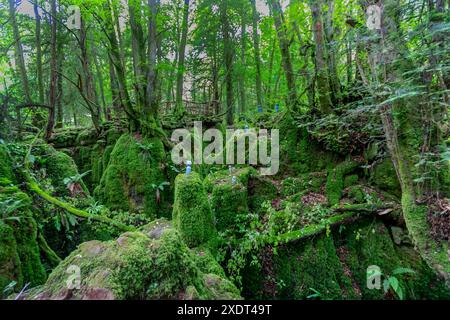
[309,0,333,114]
[45,0,58,140]
[268,0,296,109]
[238,1,247,114]
[250,0,263,109]
[220,0,234,125]
[175,0,190,113]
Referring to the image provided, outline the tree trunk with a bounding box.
[175,0,190,113]
[250,0,263,110]
[220,0,234,125]
[268,0,296,109]
[34,2,44,105]
[376,0,449,285]
[146,0,160,123]
[238,7,247,114]
[45,0,58,141]
[309,0,333,114]
[80,17,101,131]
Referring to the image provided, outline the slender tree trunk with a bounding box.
[45,0,58,141]
[238,8,247,114]
[268,0,296,109]
[309,0,332,114]
[146,0,159,123]
[250,0,263,109]
[129,0,147,109]
[56,49,63,128]
[80,17,100,131]
[220,0,234,125]
[176,0,190,112]
[34,2,44,105]
[9,0,30,136]
[324,0,341,104]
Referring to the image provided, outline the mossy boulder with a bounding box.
[172,173,216,247]
[210,181,249,231]
[18,220,240,300]
[0,186,47,290]
[242,218,449,300]
[0,143,15,183]
[248,176,278,213]
[43,147,88,196]
[94,133,167,218]
[281,172,326,197]
[325,160,360,206]
[0,220,22,294]
[370,158,401,197]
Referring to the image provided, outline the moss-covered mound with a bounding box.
[94,133,167,218]
[0,184,47,293]
[173,173,216,247]
[210,180,249,231]
[0,143,16,183]
[18,220,240,300]
[242,219,450,300]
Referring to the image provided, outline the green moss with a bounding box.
[192,247,225,277]
[325,160,360,206]
[0,220,22,293]
[344,175,359,188]
[0,188,46,288]
[0,144,15,183]
[203,167,256,193]
[22,223,239,300]
[75,127,98,146]
[347,185,366,204]
[281,172,326,197]
[272,235,355,300]
[172,173,216,248]
[94,133,167,218]
[43,147,88,196]
[210,181,248,231]
[370,158,401,197]
[10,210,47,287]
[248,176,278,213]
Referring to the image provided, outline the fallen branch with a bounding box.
[267,203,398,245]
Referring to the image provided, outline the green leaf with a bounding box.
[388,276,399,292]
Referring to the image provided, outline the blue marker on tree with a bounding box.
[275,104,279,113]
[258,105,263,113]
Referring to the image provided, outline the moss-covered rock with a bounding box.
[0,186,47,289]
[325,160,360,206]
[344,175,359,188]
[248,176,278,213]
[18,221,240,300]
[281,172,326,197]
[0,144,15,183]
[37,144,88,196]
[173,173,215,247]
[0,220,22,293]
[210,181,248,231]
[370,158,401,197]
[94,133,167,218]
[241,217,449,300]
[272,235,356,300]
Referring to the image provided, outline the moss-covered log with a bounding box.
[268,203,398,245]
